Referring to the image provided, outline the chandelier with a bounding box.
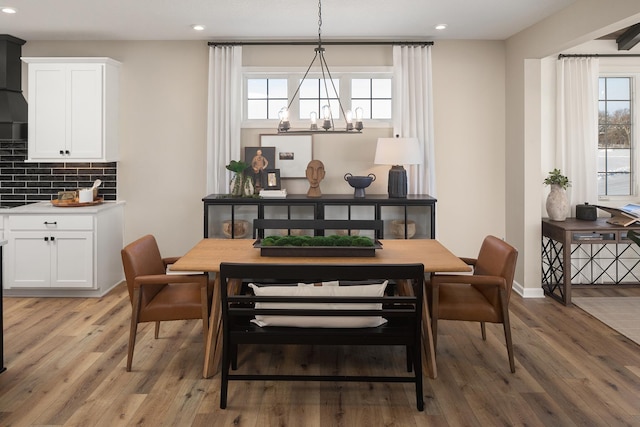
[277,0,363,134]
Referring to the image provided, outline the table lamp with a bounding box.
[374,136,421,198]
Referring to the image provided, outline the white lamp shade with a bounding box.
[374,137,422,165]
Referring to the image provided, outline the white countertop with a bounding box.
[5,200,125,214]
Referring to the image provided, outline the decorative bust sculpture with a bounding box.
[306,159,325,198]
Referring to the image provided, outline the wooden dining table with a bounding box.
[170,238,471,379]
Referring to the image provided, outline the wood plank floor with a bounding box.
[1,283,639,426]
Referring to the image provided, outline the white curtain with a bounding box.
[206,45,243,195]
[392,45,436,196]
[556,57,599,210]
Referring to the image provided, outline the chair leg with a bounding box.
[430,284,439,351]
[201,284,210,343]
[154,321,160,339]
[499,290,516,373]
[231,343,238,370]
[220,309,230,409]
[481,322,486,340]
[414,331,424,411]
[127,288,142,372]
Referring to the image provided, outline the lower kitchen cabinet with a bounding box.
[3,201,125,297]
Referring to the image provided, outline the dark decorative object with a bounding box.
[344,173,375,198]
[576,202,597,221]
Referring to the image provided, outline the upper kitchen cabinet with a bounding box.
[21,57,121,162]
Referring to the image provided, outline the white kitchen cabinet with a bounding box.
[22,57,121,162]
[3,202,125,297]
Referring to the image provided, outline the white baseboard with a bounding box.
[513,280,545,298]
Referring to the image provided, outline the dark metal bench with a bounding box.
[219,262,425,411]
[252,218,384,239]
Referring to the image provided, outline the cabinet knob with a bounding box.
[65,150,70,155]
[59,150,64,155]
[51,236,55,241]
[44,236,49,241]
[43,221,57,225]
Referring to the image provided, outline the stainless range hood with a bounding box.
[0,34,27,140]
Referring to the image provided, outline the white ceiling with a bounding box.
[0,0,576,42]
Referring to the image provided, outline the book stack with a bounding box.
[259,189,287,198]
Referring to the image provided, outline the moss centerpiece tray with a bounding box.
[254,235,382,257]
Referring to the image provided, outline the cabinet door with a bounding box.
[27,64,67,160]
[5,232,51,288]
[50,231,94,288]
[67,64,104,159]
[27,63,105,161]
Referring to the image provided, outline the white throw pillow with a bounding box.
[248,281,388,328]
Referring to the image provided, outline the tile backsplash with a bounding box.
[0,139,117,207]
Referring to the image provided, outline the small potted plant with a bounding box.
[226,160,254,197]
[544,168,570,221]
[543,168,570,189]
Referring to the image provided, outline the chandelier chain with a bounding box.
[317,0,322,44]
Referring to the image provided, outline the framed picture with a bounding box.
[244,146,276,188]
[260,134,313,178]
[261,169,281,190]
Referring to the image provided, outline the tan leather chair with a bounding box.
[121,235,213,371]
[428,235,518,372]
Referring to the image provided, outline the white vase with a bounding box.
[546,184,569,221]
[229,172,254,197]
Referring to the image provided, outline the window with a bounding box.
[299,78,340,120]
[351,78,392,119]
[598,77,633,196]
[246,78,288,120]
[243,71,392,127]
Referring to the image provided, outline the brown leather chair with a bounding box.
[428,235,518,372]
[121,235,213,371]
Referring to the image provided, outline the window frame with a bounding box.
[242,66,393,129]
[598,67,640,202]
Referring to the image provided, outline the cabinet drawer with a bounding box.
[8,215,94,231]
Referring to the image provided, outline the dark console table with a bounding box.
[203,194,437,240]
[542,218,640,305]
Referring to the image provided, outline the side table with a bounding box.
[542,218,640,305]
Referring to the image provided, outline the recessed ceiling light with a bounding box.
[435,24,447,30]
[1,7,17,14]
[192,24,205,31]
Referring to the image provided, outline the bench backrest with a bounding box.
[252,219,384,239]
[220,262,423,322]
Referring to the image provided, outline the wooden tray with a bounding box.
[253,239,382,257]
[52,198,104,207]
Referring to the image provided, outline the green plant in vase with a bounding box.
[543,168,570,221]
[226,160,254,197]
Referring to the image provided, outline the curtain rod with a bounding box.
[558,53,640,59]
[208,40,433,47]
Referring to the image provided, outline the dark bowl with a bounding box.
[344,173,376,189]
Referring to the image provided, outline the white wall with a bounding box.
[20,40,507,260]
[431,41,506,254]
